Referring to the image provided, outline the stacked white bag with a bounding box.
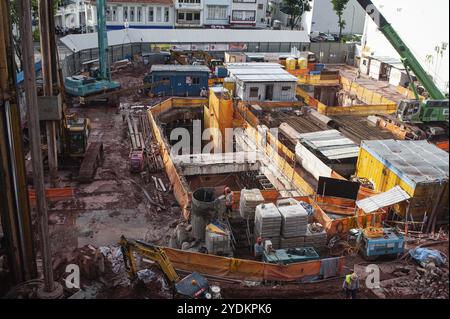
[239,189,264,219]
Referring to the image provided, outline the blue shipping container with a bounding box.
[315,63,325,72]
[145,65,210,97]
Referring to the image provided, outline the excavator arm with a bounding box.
[119,235,180,283]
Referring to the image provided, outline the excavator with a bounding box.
[356,0,449,141]
[119,236,211,299]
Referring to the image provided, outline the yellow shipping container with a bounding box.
[356,140,449,220]
[298,57,308,70]
[286,58,297,71]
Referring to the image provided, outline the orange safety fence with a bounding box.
[435,140,449,153]
[28,188,75,206]
[147,110,191,220]
[150,97,208,117]
[163,247,345,282]
[296,87,320,108]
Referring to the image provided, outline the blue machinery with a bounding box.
[64,0,120,98]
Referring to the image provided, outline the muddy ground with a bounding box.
[24,63,450,299]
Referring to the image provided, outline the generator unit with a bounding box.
[356,228,405,260]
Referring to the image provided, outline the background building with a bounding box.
[103,0,175,30]
[55,0,96,32]
[175,0,204,28]
[203,0,232,27]
[361,0,449,94]
[230,0,258,28]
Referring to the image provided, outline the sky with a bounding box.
[363,0,449,93]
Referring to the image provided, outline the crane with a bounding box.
[64,0,120,102]
[119,236,211,299]
[357,0,449,138]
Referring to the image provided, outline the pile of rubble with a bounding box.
[380,262,449,299]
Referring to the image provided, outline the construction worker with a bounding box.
[342,272,360,299]
[254,237,264,261]
[224,187,233,218]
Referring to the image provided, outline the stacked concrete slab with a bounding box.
[278,203,308,238]
[240,189,265,219]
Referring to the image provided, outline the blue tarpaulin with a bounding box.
[16,60,41,84]
[409,248,447,266]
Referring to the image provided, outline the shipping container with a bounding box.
[356,140,449,220]
[144,65,210,96]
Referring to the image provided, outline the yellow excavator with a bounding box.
[119,236,211,299]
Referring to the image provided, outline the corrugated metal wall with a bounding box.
[356,147,449,219]
[61,42,356,77]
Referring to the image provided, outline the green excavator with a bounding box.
[357,0,449,139]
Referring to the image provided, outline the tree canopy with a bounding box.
[331,0,350,39]
[280,0,313,30]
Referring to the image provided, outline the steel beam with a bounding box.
[0,0,37,284]
[19,0,55,293]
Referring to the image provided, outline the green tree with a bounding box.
[10,0,60,70]
[280,0,312,30]
[331,0,350,39]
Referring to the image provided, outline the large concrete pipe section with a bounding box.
[191,188,217,241]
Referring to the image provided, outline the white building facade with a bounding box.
[203,0,231,27]
[55,0,96,32]
[230,0,258,27]
[104,0,175,30]
[174,0,203,28]
[361,0,449,94]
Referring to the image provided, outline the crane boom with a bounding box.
[97,0,110,81]
[357,0,445,100]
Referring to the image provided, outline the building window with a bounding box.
[232,10,255,22]
[112,6,118,21]
[178,12,184,20]
[137,7,142,22]
[207,5,227,20]
[178,0,201,3]
[233,0,256,3]
[282,86,290,91]
[192,77,200,85]
[148,7,154,22]
[106,6,112,21]
[123,6,128,21]
[129,7,135,22]
[164,7,170,22]
[194,12,200,20]
[156,7,162,22]
[249,87,259,97]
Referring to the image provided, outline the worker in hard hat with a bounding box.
[224,187,233,218]
[254,237,265,261]
[342,272,360,299]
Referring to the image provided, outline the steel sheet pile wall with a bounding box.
[296,79,397,116]
[208,89,234,151]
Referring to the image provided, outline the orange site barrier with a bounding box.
[28,188,75,206]
[148,110,191,220]
[163,247,345,282]
[232,190,385,239]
